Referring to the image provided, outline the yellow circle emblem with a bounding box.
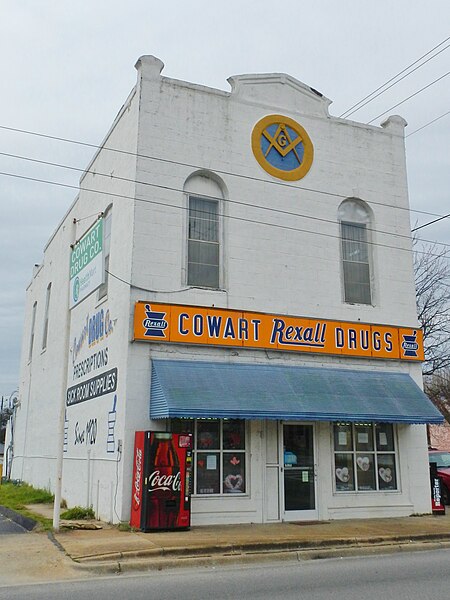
[251,114,314,181]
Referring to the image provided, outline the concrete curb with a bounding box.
[69,538,450,575]
[0,505,37,531]
[62,532,450,575]
[71,531,450,563]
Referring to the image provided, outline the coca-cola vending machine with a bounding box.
[130,431,193,531]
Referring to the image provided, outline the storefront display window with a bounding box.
[196,452,220,494]
[172,418,247,495]
[377,454,397,490]
[197,421,220,449]
[335,452,355,491]
[356,453,376,490]
[333,423,398,492]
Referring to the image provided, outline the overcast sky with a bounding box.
[0,1,449,399]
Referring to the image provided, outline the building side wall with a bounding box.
[11,89,140,521]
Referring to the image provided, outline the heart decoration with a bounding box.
[224,474,243,491]
[198,433,214,448]
[336,467,350,483]
[230,456,240,466]
[379,467,392,483]
[356,456,370,471]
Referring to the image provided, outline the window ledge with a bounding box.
[192,493,250,499]
[333,490,400,495]
[187,286,227,293]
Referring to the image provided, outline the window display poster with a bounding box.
[338,431,348,446]
[377,454,397,490]
[196,452,220,494]
[358,433,369,444]
[206,454,217,470]
[335,453,354,491]
[223,420,245,450]
[223,453,245,493]
[379,432,388,446]
[356,454,376,490]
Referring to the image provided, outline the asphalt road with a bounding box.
[1,548,449,600]
[0,511,26,534]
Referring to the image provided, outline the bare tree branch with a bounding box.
[414,235,450,378]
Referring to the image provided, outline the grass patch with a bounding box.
[0,481,54,530]
[60,506,95,520]
[117,521,134,532]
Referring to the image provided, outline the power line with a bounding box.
[339,37,450,119]
[339,35,450,118]
[0,161,442,248]
[412,212,450,232]
[106,269,190,294]
[0,146,445,226]
[406,109,450,137]
[0,124,442,219]
[0,169,449,259]
[367,71,450,124]
[0,150,446,244]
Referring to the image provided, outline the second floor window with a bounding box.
[41,283,52,350]
[339,198,372,305]
[98,211,112,300]
[341,221,371,304]
[29,301,37,362]
[188,196,219,288]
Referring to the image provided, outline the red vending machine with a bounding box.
[130,431,193,531]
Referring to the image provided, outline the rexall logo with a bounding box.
[143,304,168,338]
[72,277,80,303]
[401,330,419,357]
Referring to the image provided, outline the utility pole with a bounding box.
[53,218,76,531]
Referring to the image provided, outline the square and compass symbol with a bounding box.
[251,114,314,181]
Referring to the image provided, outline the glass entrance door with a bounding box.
[282,424,317,519]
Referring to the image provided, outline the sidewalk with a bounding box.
[23,504,450,574]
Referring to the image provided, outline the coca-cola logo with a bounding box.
[148,470,181,492]
[133,448,143,508]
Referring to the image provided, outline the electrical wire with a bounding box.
[106,269,191,294]
[0,151,445,243]
[0,124,442,219]
[412,212,450,233]
[340,40,450,118]
[1,102,448,237]
[367,71,450,124]
[1,169,447,260]
[406,109,450,138]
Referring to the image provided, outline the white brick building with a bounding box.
[7,56,441,525]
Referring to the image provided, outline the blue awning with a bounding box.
[150,360,443,424]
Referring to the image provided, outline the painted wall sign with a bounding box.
[69,218,104,309]
[66,367,118,406]
[251,114,314,181]
[66,304,119,457]
[133,302,424,362]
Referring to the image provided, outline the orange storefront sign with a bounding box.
[133,302,424,362]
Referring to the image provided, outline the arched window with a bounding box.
[184,173,226,289]
[338,199,372,305]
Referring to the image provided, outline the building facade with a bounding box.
[8,56,442,525]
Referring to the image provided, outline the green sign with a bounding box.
[69,219,104,309]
